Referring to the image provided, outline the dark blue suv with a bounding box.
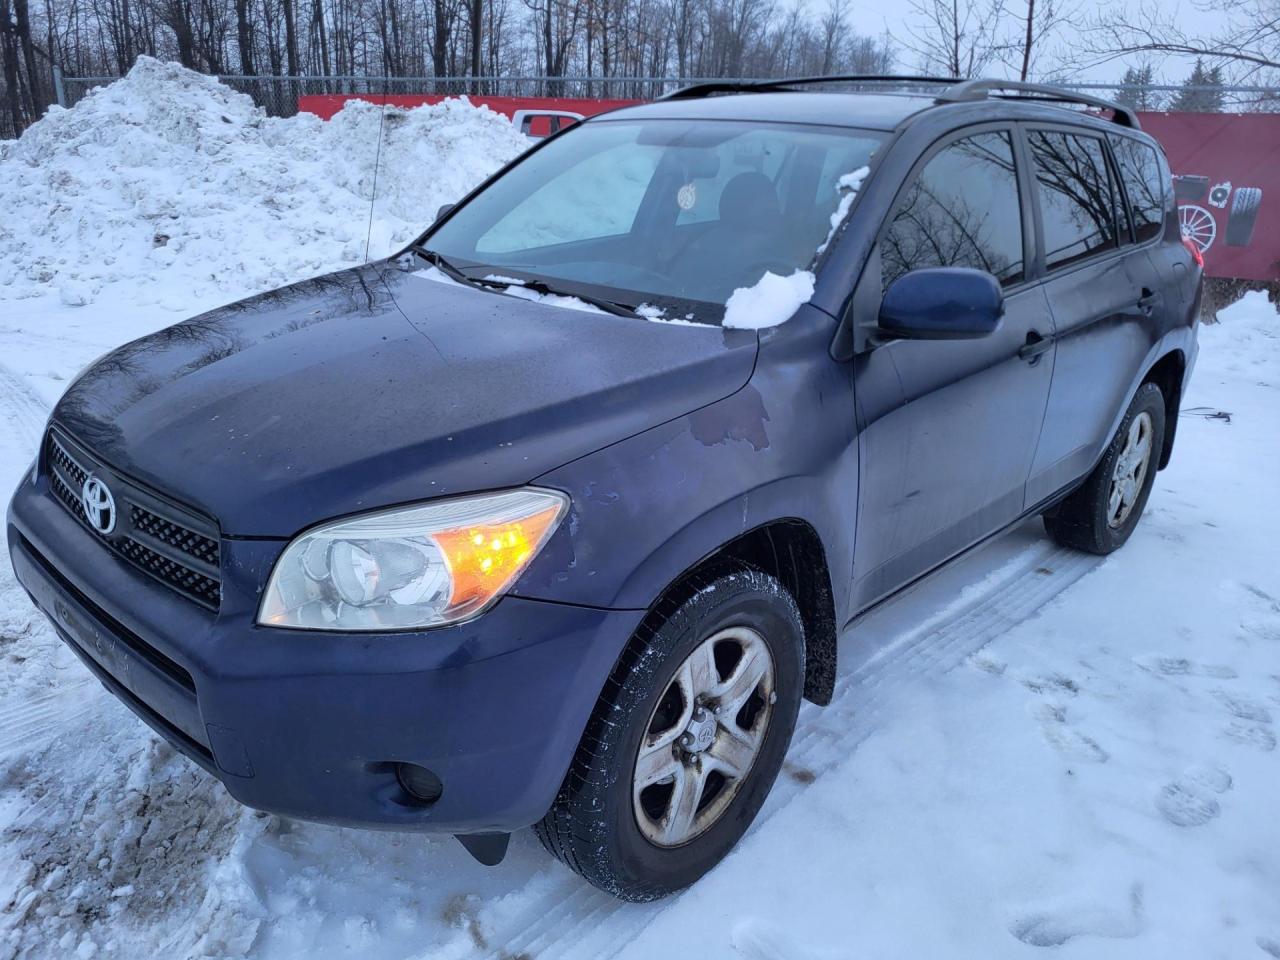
[6,77,1200,901]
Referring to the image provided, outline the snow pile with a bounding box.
[722,269,816,329]
[0,57,528,307]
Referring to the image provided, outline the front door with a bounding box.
[851,127,1055,609]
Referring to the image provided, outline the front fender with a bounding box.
[512,308,860,620]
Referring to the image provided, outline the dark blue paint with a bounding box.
[6,91,1200,838]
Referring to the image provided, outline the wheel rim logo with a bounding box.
[81,475,116,535]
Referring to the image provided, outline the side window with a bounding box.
[881,131,1025,289]
[1109,136,1166,243]
[1028,131,1119,270]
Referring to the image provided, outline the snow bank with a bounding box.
[722,269,816,329]
[0,57,528,307]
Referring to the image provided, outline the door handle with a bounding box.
[1018,330,1053,363]
[1136,288,1158,316]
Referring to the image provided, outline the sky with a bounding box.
[856,0,1237,85]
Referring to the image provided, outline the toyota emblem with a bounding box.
[81,475,117,535]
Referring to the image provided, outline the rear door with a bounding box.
[1023,126,1158,505]
[1110,134,1193,333]
[851,126,1057,607]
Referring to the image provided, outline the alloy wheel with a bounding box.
[1108,410,1153,528]
[632,625,775,847]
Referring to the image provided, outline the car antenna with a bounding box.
[363,77,389,263]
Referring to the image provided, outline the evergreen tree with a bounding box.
[1114,63,1161,111]
[1170,58,1225,112]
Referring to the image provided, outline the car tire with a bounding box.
[1225,187,1262,247]
[534,567,804,901]
[1044,382,1166,555]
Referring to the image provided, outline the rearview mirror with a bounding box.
[878,267,1004,340]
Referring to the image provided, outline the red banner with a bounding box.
[299,96,1278,281]
[1138,112,1278,282]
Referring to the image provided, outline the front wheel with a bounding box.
[535,568,804,901]
[1044,381,1166,555]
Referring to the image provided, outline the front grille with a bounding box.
[130,505,220,568]
[118,537,222,608]
[44,430,222,612]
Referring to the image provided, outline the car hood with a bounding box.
[52,261,757,536]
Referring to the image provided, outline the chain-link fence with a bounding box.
[60,75,725,116]
[57,75,1280,120]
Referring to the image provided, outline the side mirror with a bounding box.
[435,203,455,222]
[878,267,1004,340]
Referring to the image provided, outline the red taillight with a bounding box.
[1182,237,1204,269]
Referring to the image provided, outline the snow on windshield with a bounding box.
[818,165,872,255]
[721,163,870,330]
[722,270,817,330]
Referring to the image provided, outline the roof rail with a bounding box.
[935,79,1140,129]
[658,75,965,101]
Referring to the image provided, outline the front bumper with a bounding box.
[7,476,643,834]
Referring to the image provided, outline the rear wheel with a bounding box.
[535,568,804,901]
[1044,382,1166,555]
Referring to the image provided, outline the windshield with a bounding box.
[421,119,883,322]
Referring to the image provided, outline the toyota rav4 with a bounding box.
[6,77,1201,901]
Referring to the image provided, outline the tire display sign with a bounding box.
[1137,111,1277,281]
[300,96,1279,281]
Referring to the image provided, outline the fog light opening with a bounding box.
[396,762,444,805]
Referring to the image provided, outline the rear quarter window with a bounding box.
[1109,136,1167,243]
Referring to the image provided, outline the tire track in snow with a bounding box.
[0,359,75,760]
[0,359,49,456]
[480,537,1103,960]
[0,680,98,759]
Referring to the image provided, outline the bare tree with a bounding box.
[818,0,845,74]
[902,0,1007,77]
[1086,0,1279,78]
[4,0,907,137]
[1000,0,1078,81]
[0,0,24,131]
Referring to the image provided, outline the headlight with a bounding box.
[258,487,568,631]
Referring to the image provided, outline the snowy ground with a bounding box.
[3,63,1280,960]
[1,290,1276,960]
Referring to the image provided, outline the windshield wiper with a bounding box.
[410,246,642,319]
[407,245,485,289]
[476,276,641,319]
